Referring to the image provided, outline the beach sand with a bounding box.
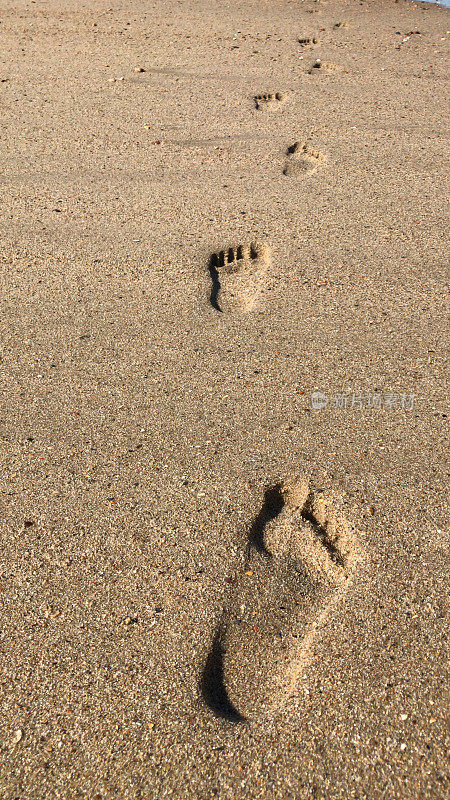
[0,0,448,797]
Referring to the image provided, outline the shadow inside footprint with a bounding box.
[301,494,345,567]
[248,483,285,556]
[208,253,222,312]
[200,629,246,722]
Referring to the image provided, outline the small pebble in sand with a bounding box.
[10,729,23,747]
[400,713,408,721]
[134,67,145,72]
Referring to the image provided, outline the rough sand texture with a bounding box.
[0,0,448,798]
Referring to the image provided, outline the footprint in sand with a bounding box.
[298,18,347,47]
[298,36,319,47]
[283,140,326,176]
[201,477,363,721]
[308,59,343,75]
[254,92,285,110]
[208,242,270,313]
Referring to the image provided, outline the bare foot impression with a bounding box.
[283,140,326,176]
[208,242,270,313]
[254,92,285,109]
[308,59,343,74]
[201,477,363,722]
[298,36,319,46]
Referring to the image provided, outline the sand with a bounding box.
[0,0,448,797]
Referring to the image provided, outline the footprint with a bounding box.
[283,140,326,176]
[395,30,422,51]
[201,477,362,721]
[208,242,270,313]
[254,92,285,109]
[298,36,319,46]
[308,59,343,74]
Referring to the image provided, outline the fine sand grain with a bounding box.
[0,0,448,798]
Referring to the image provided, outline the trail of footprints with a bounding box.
[200,26,354,721]
[206,138,325,313]
[201,478,362,721]
[206,27,344,312]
